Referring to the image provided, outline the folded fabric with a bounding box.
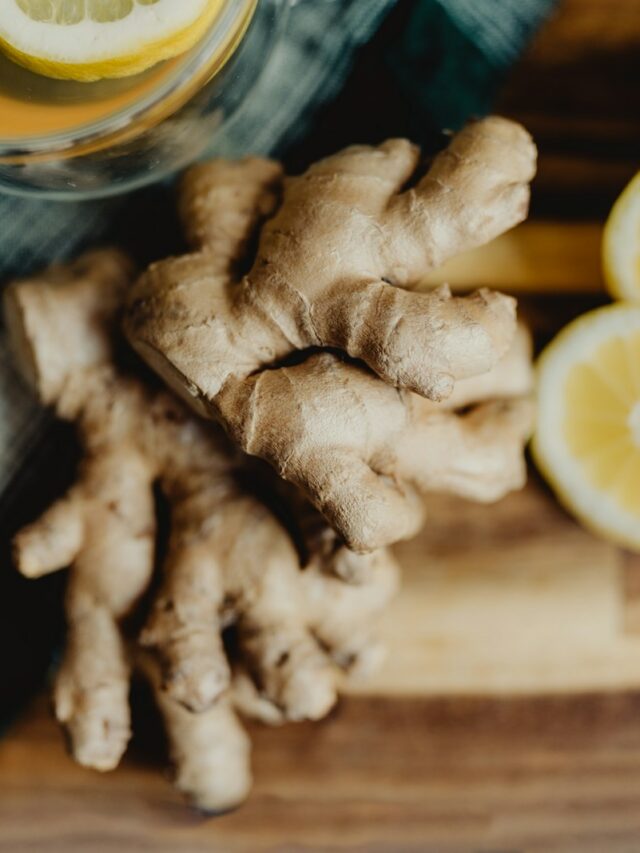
[389,0,555,135]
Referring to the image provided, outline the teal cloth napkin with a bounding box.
[390,0,555,133]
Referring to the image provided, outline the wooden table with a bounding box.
[4,477,640,851]
[2,0,640,850]
[4,687,640,852]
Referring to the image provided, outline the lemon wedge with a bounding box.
[603,171,640,301]
[533,303,640,550]
[0,0,223,81]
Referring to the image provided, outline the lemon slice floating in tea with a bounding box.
[0,0,224,82]
[533,303,640,551]
[602,171,640,302]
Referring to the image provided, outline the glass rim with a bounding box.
[0,0,259,161]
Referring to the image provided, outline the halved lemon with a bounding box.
[533,303,640,551]
[603,171,640,301]
[0,0,224,81]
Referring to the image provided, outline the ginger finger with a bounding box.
[398,322,534,501]
[13,490,83,578]
[316,282,516,400]
[55,599,131,771]
[6,253,158,770]
[198,494,339,720]
[126,157,285,411]
[23,448,156,770]
[401,398,534,503]
[231,668,286,725]
[4,249,132,406]
[387,116,537,278]
[218,346,532,551]
[138,399,342,721]
[439,322,533,410]
[31,450,157,770]
[303,545,400,677]
[230,544,400,722]
[137,651,252,814]
[236,609,337,723]
[244,324,532,550]
[399,323,534,501]
[179,157,283,269]
[304,137,420,191]
[140,536,230,714]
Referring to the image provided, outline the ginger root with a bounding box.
[125,116,536,550]
[5,251,398,812]
[6,119,537,807]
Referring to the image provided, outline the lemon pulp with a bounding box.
[563,332,640,514]
[533,304,640,550]
[0,0,224,81]
[17,1,162,25]
[602,171,640,301]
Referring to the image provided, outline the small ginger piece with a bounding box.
[125,116,537,550]
[5,251,399,811]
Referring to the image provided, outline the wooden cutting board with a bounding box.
[362,481,640,698]
[3,477,640,852]
[2,0,640,849]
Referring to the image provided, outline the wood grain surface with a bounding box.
[363,482,640,697]
[498,0,640,217]
[4,688,640,852]
[3,476,640,852]
[2,0,640,850]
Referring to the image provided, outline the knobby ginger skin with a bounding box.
[125,116,537,550]
[4,118,537,810]
[4,250,399,812]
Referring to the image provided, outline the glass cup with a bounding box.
[0,0,287,199]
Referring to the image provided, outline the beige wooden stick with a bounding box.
[420,221,604,294]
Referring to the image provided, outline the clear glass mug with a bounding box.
[0,0,288,199]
